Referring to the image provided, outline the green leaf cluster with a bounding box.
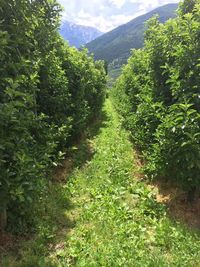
[0,0,106,231]
[112,0,200,194]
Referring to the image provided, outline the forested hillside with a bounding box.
[86,4,178,65]
[0,0,106,233]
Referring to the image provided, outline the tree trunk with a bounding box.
[187,186,197,203]
[0,206,7,232]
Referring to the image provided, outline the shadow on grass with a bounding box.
[53,110,109,182]
[74,110,109,167]
[0,183,75,266]
[0,110,109,267]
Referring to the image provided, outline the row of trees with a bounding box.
[113,0,200,200]
[0,0,106,232]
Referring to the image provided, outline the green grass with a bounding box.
[2,99,200,266]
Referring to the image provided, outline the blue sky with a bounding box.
[58,0,180,32]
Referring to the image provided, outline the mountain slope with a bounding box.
[60,21,103,48]
[86,4,178,64]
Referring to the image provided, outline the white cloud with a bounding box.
[109,0,126,8]
[59,0,180,32]
[135,0,180,13]
[73,13,138,33]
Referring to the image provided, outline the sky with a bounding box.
[58,0,180,32]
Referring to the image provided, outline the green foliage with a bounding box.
[4,99,200,266]
[148,104,200,189]
[179,0,197,15]
[0,0,106,232]
[113,0,200,193]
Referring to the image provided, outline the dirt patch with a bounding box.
[133,149,145,180]
[52,138,95,183]
[133,148,200,230]
[52,158,74,182]
[0,233,26,256]
[151,180,200,229]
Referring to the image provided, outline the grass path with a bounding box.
[3,99,200,266]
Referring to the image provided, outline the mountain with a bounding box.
[86,4,178,65]
[59,21,103,48]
